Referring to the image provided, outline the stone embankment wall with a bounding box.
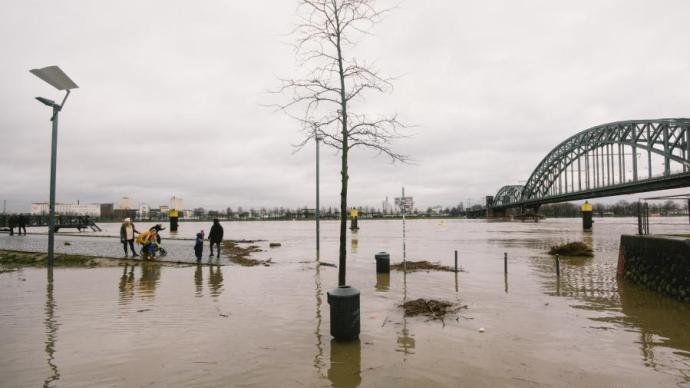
[618,235,690,302]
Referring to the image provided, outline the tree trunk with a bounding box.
[336,11,348,287]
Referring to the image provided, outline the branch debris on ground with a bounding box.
[548,242,593,257]
[400,298,467,325]
[222,241,270,266]
[391,260,457,272]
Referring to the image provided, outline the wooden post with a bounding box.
[454,250,458,273]
[504,252,507,273]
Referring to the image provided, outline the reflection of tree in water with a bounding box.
[208,265,224,298]
[44,268,60,387]
[194,263,203,298]
[328,339,361,388]
[396,270,415,356]
[118,264,135,305]
[530,254,690,382]
[313,263,326,376]
[138,262,161,298]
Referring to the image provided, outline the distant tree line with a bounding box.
[539,200,689,218]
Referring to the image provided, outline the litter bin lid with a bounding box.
[328,285,360,299]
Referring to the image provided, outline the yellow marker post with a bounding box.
[169,209,179,232]
[581,201,593,230]
[350,208,359,230]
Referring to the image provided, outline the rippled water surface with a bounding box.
[1,218,689,387]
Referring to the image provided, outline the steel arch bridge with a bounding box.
[488,118,690,212]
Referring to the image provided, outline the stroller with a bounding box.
[137,224,168,259]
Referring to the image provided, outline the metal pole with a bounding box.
[402,187,406,271]
[504,252,508,273]
[47,105,59,267]
[632,125,638,181]
[556,254,560,277]
[637,202,643,235]
[663,125,670,176]
[573,158,582,191]
[316,136,320,258]
[647,127,652,179]
[454,250,458,273]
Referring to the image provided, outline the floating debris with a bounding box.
[548,242,593,257]
[400,298,466,325]
[64,242,72,246]
[269,242,282,248]
[391,260,456,272]
[319,262,337,268]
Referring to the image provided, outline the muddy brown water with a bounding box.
[1,218,689,387]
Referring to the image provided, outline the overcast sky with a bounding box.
[1,0,689,212]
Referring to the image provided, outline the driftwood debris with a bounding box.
[400,298,467,325]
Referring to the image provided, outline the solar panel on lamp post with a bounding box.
[29,66,78,267]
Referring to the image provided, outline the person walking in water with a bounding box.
[208,218,224,258]
[194,231,204,262]
[120,218,139,258]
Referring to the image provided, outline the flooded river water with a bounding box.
[1,218,689,387]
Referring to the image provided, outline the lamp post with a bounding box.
[316,134,321,259]
[30,66,78,267]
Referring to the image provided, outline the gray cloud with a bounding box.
[1,0,689,212]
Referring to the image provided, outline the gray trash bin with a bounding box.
[375,252,390,274]
[327,285,360,341]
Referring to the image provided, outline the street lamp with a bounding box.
[30,66,78,267]
[316,134,321,259]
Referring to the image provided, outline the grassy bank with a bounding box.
[0,250,194,268]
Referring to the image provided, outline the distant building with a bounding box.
[117,197,133,209]
[139,204,150,220]
[113,208,137,221]
[100,203,114,219]
[170,196,184,211]
[31,202,101,217]
[395,196,414,213]
[382,196,393,214]
[159,205,170,214]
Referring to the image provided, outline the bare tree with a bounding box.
[275,0,407,286]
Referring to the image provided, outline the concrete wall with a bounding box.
[618,235,690,302]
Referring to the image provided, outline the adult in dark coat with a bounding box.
[8,214,16,236]
[18,214,27,235]
[208,219,224,258]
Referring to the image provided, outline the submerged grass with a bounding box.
[222,241,270,267]
[391,260,457,272]
[0,250,129,268]
[548,242,593,257]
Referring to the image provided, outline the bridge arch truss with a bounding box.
[496,119,690,207]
